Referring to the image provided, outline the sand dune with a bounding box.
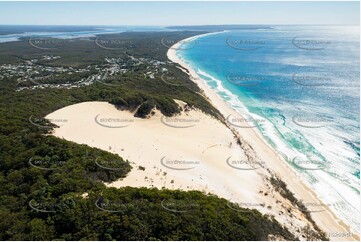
[44,35,358,241]
[46,99,352,240]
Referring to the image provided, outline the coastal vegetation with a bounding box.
[269,176,328,240]
[0,31,294,240]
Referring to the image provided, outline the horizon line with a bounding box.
[0,24,360,26]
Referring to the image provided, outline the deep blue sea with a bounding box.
[177,26,360,232]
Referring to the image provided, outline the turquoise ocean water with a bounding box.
[177,26,360,233]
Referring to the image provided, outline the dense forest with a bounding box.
[0,31,296,240]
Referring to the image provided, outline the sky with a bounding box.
[0,1,359,26]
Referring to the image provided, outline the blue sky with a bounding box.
[0,1,359,26]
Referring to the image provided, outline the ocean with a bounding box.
[177,26,360,233]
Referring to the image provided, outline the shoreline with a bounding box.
[167,33,359,241]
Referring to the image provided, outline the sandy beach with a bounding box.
[44,34,358,241]
[166,33,358,241]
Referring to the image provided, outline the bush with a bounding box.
[135,100,156,118]
[156,97,180,117]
